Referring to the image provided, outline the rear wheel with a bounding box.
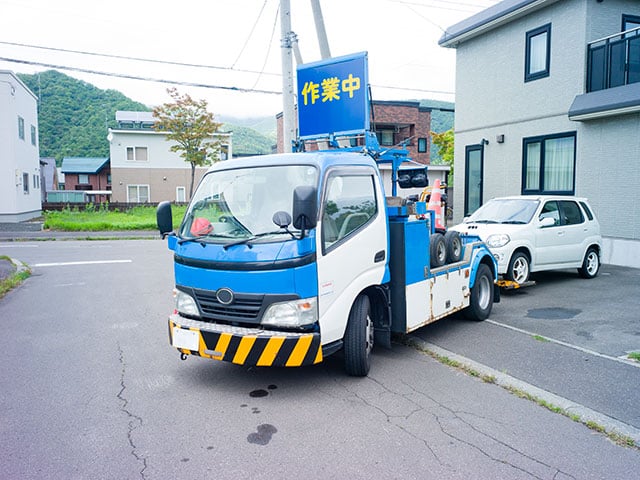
[464,263,494,321]
[344,295,373,376]
[578,247,600,279]
[506,252,530,285]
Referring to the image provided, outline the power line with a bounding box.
[231,0,269,69]
[0,56,282,95]
[251,2,281,90]
[0,40,281,77]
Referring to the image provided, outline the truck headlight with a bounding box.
[487,233,510,248]
[175,289,200,317]
[262,297,318,328]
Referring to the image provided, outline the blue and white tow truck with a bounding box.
[156,53,498,376]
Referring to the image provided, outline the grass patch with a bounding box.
[532,334,550,342]
[627,352,640,362]
[43,204,187,231]
[0,257,31,299]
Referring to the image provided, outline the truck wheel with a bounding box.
[430,233,446,268]
[444,230,462,263]
[578,247,600,279]
[506,252,529,285]
[344,295,373,376]
[464,263,494,321]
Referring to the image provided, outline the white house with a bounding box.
[108,111,232,203]
[0,70,41,222]
[440,0,640,267]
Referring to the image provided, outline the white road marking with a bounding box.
[33,260,132,267]
[0,245,38,248]
[486,319,640,368]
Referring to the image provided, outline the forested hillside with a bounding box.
[18,70,277,163]
[19,71,149,163]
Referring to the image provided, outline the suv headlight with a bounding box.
[486,233,510,248]
[262,297,318,328]
[175,289,200,317]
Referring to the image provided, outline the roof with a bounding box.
[439,0,559,47]
[61,157,109,174]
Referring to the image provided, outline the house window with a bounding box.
[18,116,25,140]
[525,24,551,82]
[376,129,394,146]
[522,132,576,195]
[23,173,29,193]
[78,174,89,184]
[417,138,427,153]
[176,186,186,203]
[622,14,640,36]
[127,184,150,203]
[30,125,37,146]
[33,174,40,189]
[126,146,148,161]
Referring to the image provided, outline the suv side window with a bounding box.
[322,174,377,251]
[579,201,594,221]
[539,201,560,226]
[559,201,584,225]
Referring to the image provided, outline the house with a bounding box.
[276,100,450,198]
[0,70,41,222]
[60,157,111,203]
[439,0,640,268]
[108,111,232,203]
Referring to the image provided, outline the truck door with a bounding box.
[316,166,388,345]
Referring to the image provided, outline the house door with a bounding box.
[465,144,484,215]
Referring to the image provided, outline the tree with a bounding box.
[430,129,454,186]
[152,88,223,199]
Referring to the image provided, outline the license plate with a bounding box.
[172,326,199,351]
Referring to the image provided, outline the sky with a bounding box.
[0,0,499,120]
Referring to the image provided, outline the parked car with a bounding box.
[450,195,602,285]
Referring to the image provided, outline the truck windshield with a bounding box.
[179,164,319,244]
[466,198,539,224]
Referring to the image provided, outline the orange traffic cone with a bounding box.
[427,178,445,230]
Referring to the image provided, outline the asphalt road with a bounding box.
[1,239,639,479]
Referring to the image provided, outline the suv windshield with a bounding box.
[179,164,318,244]
[467,198,539,224]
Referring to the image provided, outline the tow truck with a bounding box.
[156,52,499,376]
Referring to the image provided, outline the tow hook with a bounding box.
[180,352,188,361]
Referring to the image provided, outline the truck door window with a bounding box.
[322,174,377,251]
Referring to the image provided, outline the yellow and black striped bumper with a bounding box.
[169,316,323,367]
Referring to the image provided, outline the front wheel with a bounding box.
[506,252,530,285]
[464,263,494,321]
[344,295,373,376]
[578,247,600,279]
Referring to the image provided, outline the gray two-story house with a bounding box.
[440,0,640,268]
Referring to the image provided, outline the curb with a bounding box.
[407,337,640,446]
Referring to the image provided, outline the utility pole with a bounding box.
[310,0,331,59]
[280,0,295,153]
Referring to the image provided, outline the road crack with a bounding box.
[117,343,148,479]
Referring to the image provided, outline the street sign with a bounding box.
[296,52,369,139]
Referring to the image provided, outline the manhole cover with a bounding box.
[527,307,581,320]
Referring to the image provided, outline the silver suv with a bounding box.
[451,195,602,285]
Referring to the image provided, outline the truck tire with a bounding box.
[506,251,530,285]
[463,263,494,321]
[344,295,373,376]
[444,230,462,263]
[430,233,446,268]
[578,247,600,279]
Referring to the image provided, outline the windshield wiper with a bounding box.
[501,220,527,224]
[223,230,293,250]
[177,234,209,246]
[470,219,499,224]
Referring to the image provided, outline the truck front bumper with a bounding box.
[169,315,323,367]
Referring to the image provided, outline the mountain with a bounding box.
[18,70,149,164]
[17,70,277,164]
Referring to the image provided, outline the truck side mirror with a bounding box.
[292,186,317,232]
[157,201,174,238]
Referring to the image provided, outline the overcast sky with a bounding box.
[0,0,498,120]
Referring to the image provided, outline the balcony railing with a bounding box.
[587,26,640,92]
